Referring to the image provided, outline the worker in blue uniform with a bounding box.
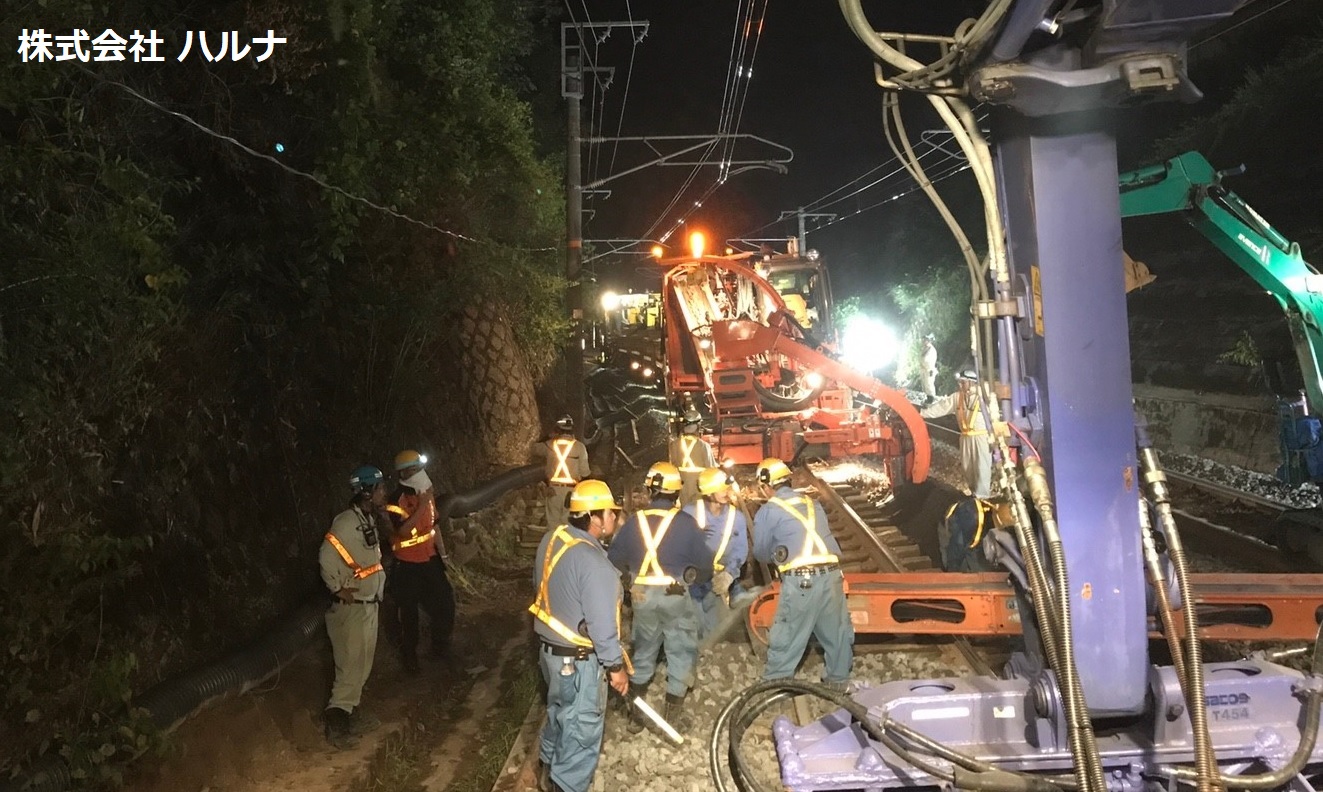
[529,480,630,792]
[608,461,714,730]
[751,457,853,688]
[683,467,748,640]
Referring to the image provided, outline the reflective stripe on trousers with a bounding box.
[762,571,853,684]
[326,600,379,712]
[538,651,606,792]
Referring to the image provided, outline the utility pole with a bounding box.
[778,207,837,255]
[561,20,647,429]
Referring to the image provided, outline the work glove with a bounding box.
[712,569,734,598]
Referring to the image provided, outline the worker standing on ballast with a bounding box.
[921,365,993,498]
[751,457,853,689]
[683,467,748,639]
[529,480,629,792]
[608,461,713,731]
[531,414,590,529]
[668,409,715,506]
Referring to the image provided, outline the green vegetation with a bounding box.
[0,0,561,781]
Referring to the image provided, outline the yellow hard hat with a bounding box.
[644,461,683,493]
[756,457,792,486]
[394,449,427,471]
[697,467,733,496]
[568,480,622,514]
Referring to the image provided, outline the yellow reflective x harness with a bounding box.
[695,500,736,573]
[528,526,594,649]
[677,435,704,473]
[528,526,634,673]
[957,391,987,437]
[325,533,383,580]
[385,504,436,550]
[549,438,579,485]
[634,508,679,585]
[769,496,839,573]
[944,499,990,549]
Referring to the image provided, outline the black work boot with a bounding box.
[626,682,650,734]
[402,653,421,675]
[348,708,381,736]
[663,692,687,731]
[324,707,357,749]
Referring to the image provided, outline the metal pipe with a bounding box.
[1140,447,1220,792]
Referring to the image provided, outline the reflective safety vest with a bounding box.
[549,438,580,485]
[528,527,634,673]
[768,496,838,573]
[677,435,705,473]
[956,388,987,436]
[385,504,436,552]
[528,526,594,648]
[325,533,383,580]
[695,500,737,573]
[634,508,679,585]
[944,499,993,549]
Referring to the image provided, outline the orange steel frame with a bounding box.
[746,571,1323,647]
[656,255,932,483]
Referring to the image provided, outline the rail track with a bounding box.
[738,463,1005,676]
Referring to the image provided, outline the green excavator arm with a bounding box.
[1118,151,1323,421]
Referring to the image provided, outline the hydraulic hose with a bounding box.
[1139,447,1220,792]
[1138,496,1188,683]
[1160,686,1323,789]
[1023,458,1107,792]
[1,464,543,792]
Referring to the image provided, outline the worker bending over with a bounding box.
[531,414,590,528]
[751,458,853,689]
[668,409,714,505]
[921,366,993,498]
[608,461,713,730]
[683,467,748,639]
[529,480,629,792]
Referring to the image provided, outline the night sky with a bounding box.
[569,1,985,298]
[562,1,1287,301]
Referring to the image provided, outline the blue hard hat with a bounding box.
[349,465,384,491]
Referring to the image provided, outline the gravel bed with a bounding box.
[593,640,966,792]
[1147,452,1320,509]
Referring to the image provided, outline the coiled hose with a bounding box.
[1,464,542,792]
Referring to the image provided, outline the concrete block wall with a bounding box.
[1132,384,1281,475]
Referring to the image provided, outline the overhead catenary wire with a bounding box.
[88,72,556,253]
[604,0,640,180]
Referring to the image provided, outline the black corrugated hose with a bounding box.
[1,464,543,792]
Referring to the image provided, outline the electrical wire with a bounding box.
[1190,0,1301,51]
[604,0,640,180]
[87,72,556,253]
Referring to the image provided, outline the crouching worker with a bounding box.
[940,496,1011,573]
[529,480,630,792]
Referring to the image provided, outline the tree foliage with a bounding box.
[0,0,562,780]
